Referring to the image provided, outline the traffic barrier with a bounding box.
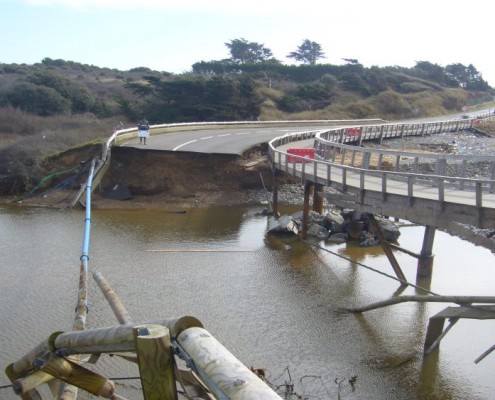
[346,127,361,136]
[287,148,315,163]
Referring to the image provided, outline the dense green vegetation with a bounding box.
[0,52,492,124]
[0,42,493,194]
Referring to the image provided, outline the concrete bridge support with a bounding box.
[417,226,436,278]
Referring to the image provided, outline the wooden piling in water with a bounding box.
[367,213,407,285]
[312,183,324,214]
[417,225,436,278]
[302,181,312,240]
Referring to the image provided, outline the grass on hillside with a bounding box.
[0,107,131,192]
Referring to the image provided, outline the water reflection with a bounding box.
[0,204,494,400]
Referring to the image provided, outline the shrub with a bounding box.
[0,106,39,135]
[344,101,379,119]
[440,88,468,110]
[5,82,71,116]
[371,90,412,117]
[28,70,96,113]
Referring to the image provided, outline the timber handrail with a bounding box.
[268,114,495,229]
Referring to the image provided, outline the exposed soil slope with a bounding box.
[7,144,296,208]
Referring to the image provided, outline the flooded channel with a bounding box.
[0,204,494,399]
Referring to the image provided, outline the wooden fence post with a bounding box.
[134,324,177,400]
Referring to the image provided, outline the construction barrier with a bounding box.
[346,127,361,137]
[287,148,315,163]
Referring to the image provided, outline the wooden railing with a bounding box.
[268,114,495,229]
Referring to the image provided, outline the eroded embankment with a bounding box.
[104,146,276,196]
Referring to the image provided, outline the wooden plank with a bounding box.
[39,356,115,398]
[345,295,495,313]
[433,305,495,320]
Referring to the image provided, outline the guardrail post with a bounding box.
[351,150,357,166]
[377,153,384,170]
[435,158,447,177]
[362,152,371,169]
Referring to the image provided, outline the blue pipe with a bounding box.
[80,160,96,263]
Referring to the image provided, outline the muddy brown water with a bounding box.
[0,204,494,399]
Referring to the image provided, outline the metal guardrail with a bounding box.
[268,115,495,229]
[75,118,384,205]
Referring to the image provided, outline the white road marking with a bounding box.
[200,136,214,140]
[235,131,251,135]
[217,134,231,137]
[173,139,197,151]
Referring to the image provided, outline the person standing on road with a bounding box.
[137,118,150,145]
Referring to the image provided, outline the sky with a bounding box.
[2,0,495,86]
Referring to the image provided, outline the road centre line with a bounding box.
[173,139,197,151]
[200,136,214,140]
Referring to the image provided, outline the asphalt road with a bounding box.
[121,124,333,154]
[119,108,493,155]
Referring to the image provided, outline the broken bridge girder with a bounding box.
[424,304,495,357]
[343,295,495,359]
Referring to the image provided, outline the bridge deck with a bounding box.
[270,120,495,232]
